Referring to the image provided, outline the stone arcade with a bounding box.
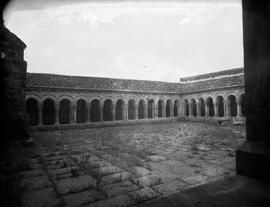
[25,68,245,128]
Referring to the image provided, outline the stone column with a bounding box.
[197,103,201,117]
[123,104,128,120]
[224,100,229,117]
[144,104,148,119]
[111,104,115,121]
[154,104,158,118]
[38,101,43,126]
[189,104,193,117]
[87,102,91,122]
[70,103,74,123]
[170,104,174,117]
[99,102,103,122]
[205,99,209,117]
[237,99,242,117]
[214,101,219,117]
[236,0,270,180]
[72,103,77,123]
[134,103,138,120]
[55,102,60,125]
[162,105,166,118]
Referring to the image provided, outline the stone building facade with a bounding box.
[25,68,245,128]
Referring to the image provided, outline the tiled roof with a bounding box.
[26,68,244,94]
[180,68,244,83]
[180,74,244,94]
[26,73,180,93]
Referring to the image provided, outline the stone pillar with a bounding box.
[55,102,60,125]
[123,104,128,120]
[154,104,158,118]
[162,105,166,118]
[189,104,193,117]
[224,100,229,117]
[170,104,174,117]
[111,104,115,121]
[205,99,209,117]
[197,103,201,117]
[99,102,103,122]
[237,99,242,117]
[72,103,77,123]
[87,102,91,122]
[134,103,138,120]
[38,101,43,126]
[144,104,148,119]
[236,0,270,180]
[214,101,219,117]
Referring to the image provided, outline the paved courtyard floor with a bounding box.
[20,122,246,207]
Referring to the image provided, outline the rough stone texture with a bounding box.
[0,25,29,145]
[16,122,245,207]
[22,187,61,207]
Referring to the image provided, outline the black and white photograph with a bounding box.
[1,0,270,206]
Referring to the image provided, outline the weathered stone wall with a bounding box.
[0,26,29,143]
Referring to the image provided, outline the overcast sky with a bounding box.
[4,0,243,82]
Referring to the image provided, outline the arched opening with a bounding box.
[228,95,237,117]
[158,100,164,118]
[174,100,179,117]
[199,98,205,117]
[148,99,154,118]
[184,99,189,116]
[240,94,246,117]
[128,99,136,120]
[191,99,197,116]
[42,98,55,125]
[207,97,215,117]
[166,100,172,117]
[103,99,113,121]
[115,99,124,120]
[90,99,100,122]
[138,100,145,119]
[76,99,87,123]
[59,99,71,124]
[26,98,39,126]
[216,96,224,117]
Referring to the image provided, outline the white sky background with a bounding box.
[4,0,243,82]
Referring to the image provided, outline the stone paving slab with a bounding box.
[20,175,52,191]
[56,175,97,195]
[22,187,61,207]
[28,122,246,207]
[151,179,189,196]
[20,169,46,177]
[86,193,132,207]
[93,165,123,177]
[99,171,131,186]
[133,174,162,187]
[63,189,105,207]
[101,180,139,197]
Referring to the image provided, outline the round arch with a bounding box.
[138,99,146,119]
[42,98,55,125]
[115,99,125,120]
[26,98,39,126]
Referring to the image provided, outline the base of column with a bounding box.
[236,140,270,181]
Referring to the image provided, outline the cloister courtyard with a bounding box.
[18,121,245,207]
